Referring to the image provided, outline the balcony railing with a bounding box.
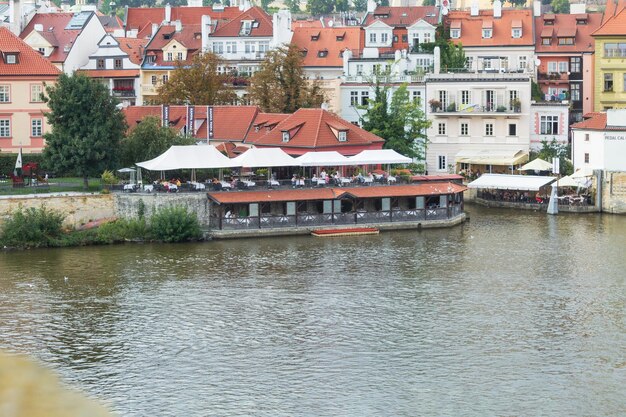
[430,102,521,114]
[112,89,136,97]
[538,72,569,82]
[343,73,425,83]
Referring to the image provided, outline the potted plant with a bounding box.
[496,105,507,112]
[446,102,457,112]
[510,98,521,112]
[429,99,441,112]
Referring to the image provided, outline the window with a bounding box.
[624,73,626,91]
[483,58,492,70]
[212,42,223,54]
[584,153,589,163]
[38,47,45,55]
[318,50,328,58]
[259,42,269,55]
[244,42,255,53]
[0,119,10,137]
[423,32,432,43]
[438,122,446,135]
[540,115,559,134]
[438,155,447,171]
[151,75,157,85]
[482,28,492,39]
[282,131,289,142]
[604,73,614,92]
[114,58,122,69]
[30,84,43,102]
[519,56,527,70]
[381,33,388,43]
[392,35,398,43]
[162,75,168,84]
[571,83,580,101]
[97,58,105,69]
[176,52,183,60]
[508,123,517,136]
[512,28,522,38]
[369,33,377,43]
[0,85,9,102]
[460,122,468,136]
[585,133,590,141]
[350,91,358,106]
[570,57,581,73]
[548,61,558,73]
[338,131,347,142]
[485,123,494,136]
[31,118,42,137]
[558,37,574,45]
[360,91,369,106]
[450,29,460,39]
[465,56,473,70]
[402,34,407,42]
[558,61,568,73]
[604,42,626,57]
[460,90,470,105]
[509,90,519,110]
[226,42,237,54]
[356,64,363,75]
[542,37,551,45]
[439,90,448,109]
[412,90,421,104]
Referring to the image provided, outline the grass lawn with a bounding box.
[0,177,102,196]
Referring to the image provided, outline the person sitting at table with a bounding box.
[320,169,327,180]
[356,172,365,184]
[291,174,297,188]
[332,172,341,186]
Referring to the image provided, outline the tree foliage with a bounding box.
[442,42,466,71]
[284,0,301,12]
[249,44,326,113]
[551,0,570,13]
[120,116,195,167]
[156,52,236,105]
[43,73,127,188]
[537,138,573,175]
[307,0,334,14]
[422,0,436,5]
[361,80,431,160]
[352,0,367,11]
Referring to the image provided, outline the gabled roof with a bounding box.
[593,4,626,36]
[117,37,148,65]
[20,12,87,63]
[291,27,361,67]
[535,12,602,53]
[363,6,439,27]
[143,24,201,66]
[570,112,624,130]
[445,8,534,47]
[209,6,273,37]
[124,5,241,37]
[98,15,123,33]
[250,108,385,150]
[0,27,61,76]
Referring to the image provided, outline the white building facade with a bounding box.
[529,102,569,150]
[571,110,626,172]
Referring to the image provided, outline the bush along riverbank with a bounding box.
[0,205,203,249]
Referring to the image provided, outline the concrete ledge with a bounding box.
[472,199,599,213]
[206,213,466,240]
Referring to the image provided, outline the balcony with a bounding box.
[538,71,569,82]
[343,73,425,83]
[142,85,157,94]
[112,88,136,97]
[430,102,521,115]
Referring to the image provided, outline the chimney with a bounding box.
[367,0,376,13]
[570,3,586,14]
[533,0,541,16]
[201,14,211,52]
[164,3,171,23]
[493,0,501,18]
[272,10,293,48]
[342,48,352,76]
[187,0,202,6]
[151,23,158,38]
[433,46,440,74]
[174,19,182,32]
[470,0,478,16]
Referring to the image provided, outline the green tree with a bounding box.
[307,0,334,14]
[284,0,301,12]
[352,0,367,11]
[422,0,436,5]
[442,42,466,71]
[361,80,431,160]
[249,44,326,113]
[43,73,127,189]
[537,138,573,175]
[120,116,195,167]
[156,52,236,105]
[551,0,570,13]
[335,0,350,12]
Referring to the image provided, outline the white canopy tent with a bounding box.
[136,145,237,171]
[468,174,556,191]
[230,147,297,168]
[295,151,351,167]
[556,175,589,188]
[455,149,529,169]
[519,158,553,172]
[570,167,595,178]
[347,149,412,165]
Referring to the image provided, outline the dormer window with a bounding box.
[311,32,320,41]
[451,28,461,39]
[300,49,308,57]
[282,131,290,142]
[558,37,574,45]
[254,125,260,132]
[240,21,252,36]
[542,37,551,45]
[544,14,555,25]
[482,28,492,39]
[482,21,493,39]
[576,15,588,25]
[338,131,347,142]
[318,49,328,58]
[336,32,345,41]
[5,53,17,64]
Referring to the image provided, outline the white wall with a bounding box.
[64,13,107,74]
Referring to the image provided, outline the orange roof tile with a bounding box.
[210,6,273,37]
[124,6,241,33]
[593,6,626,36]
[19,13,82,63]
[117,37,148,65]
[79,69,139,78]
[535,13,602,53]
[363,6,439,27]
[445,9,534,47]
[250,108,385,151]
[291,27,362,68]
[0,27,61,77]
[143,24,202,66]
[339,183,467,198]
[571,112,611,130]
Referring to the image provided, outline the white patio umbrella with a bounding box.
[570,167,594,178]
[555,175,587,188]
[519,158,553,172]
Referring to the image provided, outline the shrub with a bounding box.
[96,218,149,244]
[149,206,202,243]
[0,205,65,248]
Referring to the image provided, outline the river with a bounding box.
[1,206,625,416]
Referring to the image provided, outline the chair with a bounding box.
[237,181,248,190]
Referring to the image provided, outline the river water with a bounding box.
[1,206,625,416]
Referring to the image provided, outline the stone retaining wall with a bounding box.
[0,193,115,227]
[602,172,626,214]
[114,192,212,225]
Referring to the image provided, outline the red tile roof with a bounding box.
[363,6,439,27]
[124,6,241,37]
[245,112,289,143]
[215,142,249,157]
[291,27,362,67]
[534,13,602,53]
[445,9,534,47]
[117,37,148,65]
[570,112,626,130]
[207,183,465,204]
[143,24,202,66]
[0,27,61,76]
[593,4,626,36]
[249,108,385,152]
[19,13,82,63]
[209,6,273,37]
[79,69,139,78]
